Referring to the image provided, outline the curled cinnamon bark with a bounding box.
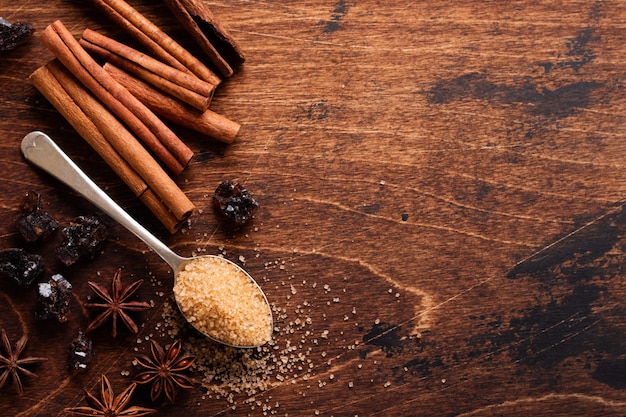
[105,63,240,144]
[30,61,195,233]
[80,29,215,112]
[40,20,193,175]
[88,0,221,85]
[163,0,245,77]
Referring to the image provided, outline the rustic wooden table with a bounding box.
[1,1,626,416]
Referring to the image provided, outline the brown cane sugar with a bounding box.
[173,256,272,347]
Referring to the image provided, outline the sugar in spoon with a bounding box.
[21,131,273,348]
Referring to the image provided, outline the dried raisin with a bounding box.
[0,248,43,285]
[16,191,59,243]
[36,274,72,322]
[212,180,259,226]
[56,215,107,266]
[0,18,34,52]
[68,329,94,372]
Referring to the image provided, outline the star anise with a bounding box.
[0,328,47,396]
[134,339,195,403]
[64,374,156,416]
[84,268,151,337]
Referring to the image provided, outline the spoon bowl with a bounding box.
[21,131,273,348]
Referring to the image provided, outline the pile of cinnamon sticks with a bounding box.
[30,0,245,233]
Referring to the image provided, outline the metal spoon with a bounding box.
[21,131,273,348]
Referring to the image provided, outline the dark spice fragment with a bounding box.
[16,191,59,243]
[0,18,34,52]
[68,329,94,372]
[0,248,43,285]
[56,214,107,266]
[36,273,73,322]
[212,180,259,226]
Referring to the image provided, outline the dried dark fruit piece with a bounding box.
[16,191,59,243]
[36,274,73,322]
[212,180,259,226]
[68,329,94,372]
[56,215,107,266]
[0,248,43,285]
[0,18,34,52]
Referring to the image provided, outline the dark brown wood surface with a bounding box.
[2,1,626,416]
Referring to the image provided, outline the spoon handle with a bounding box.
[21,131,184,270]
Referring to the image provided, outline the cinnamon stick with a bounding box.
[40,20,193,175]
[89,0,221,86]
[30,64,146,198]
[45,60,195,223]
[105,63,240,144]
[163,0,245,77]
[80,29,215,112]
[30,62,193,233]
[89,0,191,75]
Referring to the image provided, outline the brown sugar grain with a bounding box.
[173,256,272,347]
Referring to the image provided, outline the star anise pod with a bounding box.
[134,339,195,403]
[0,328,47,396]
[84,268,151,337]
[64,374,156,416]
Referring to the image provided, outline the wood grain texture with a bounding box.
[1,0,626,416]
